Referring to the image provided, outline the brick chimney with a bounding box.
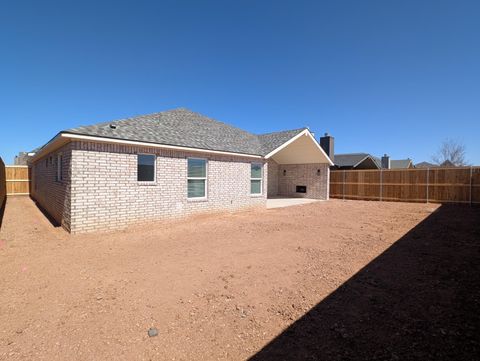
[381,154,390,169]
[319,133,334,163]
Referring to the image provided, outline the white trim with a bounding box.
[250,162,263,196]
[137,153,157,183]
[264,129,334,166]
[352,155,380,169]
[6,179,30,182]
[187,157,208,200]
[7,193,30,196]
[6,165,29,168]
[61,133,263,159]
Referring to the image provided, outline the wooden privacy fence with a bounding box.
[6,165,30,196]
[330,167,480,204]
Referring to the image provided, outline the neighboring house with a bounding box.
[14,150,37,165]
[415,161,437,168]
[390,159,414,169]
[332,153,381,170]
[332,153,413,170]
[415,160,458,168]
[319,134,413,170]
[30,108,333,233]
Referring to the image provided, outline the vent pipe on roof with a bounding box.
[381,154,391,169]
[319,133,334,163]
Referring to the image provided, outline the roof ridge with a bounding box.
[257,127,307,137]
[336,152,371,156]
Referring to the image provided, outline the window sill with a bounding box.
[187,197,208,202]
[250,193,264,198]
[137,181,157,186]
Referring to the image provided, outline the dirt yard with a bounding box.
[0,197,478,360]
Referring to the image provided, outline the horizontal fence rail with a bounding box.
[330,167,480,205]
[6,165,30,196]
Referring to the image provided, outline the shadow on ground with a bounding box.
[30,197,61,228]
[0,195,5,230]
[250,205,480,361]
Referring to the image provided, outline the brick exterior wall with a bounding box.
[68,141,267,233]
[30,140,330,233]
[270,161,329,200]
[31,144,72,231]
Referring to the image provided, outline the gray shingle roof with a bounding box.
[390,159,412,169]
[415,161,435,168]
[334,153,380,168]
[64,108,306,156]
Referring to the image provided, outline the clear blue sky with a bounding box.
[1,0,479,164]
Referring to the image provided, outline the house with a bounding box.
[319,134,413,170]
[390,159,414,169]
[332,153,381,170]
[14,150,37,165]
[415,160,457,168]
[415,161,436,168]
[30,108,333,233]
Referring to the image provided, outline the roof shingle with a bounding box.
[64,108,306,156]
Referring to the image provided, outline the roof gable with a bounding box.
[334,153,380,169]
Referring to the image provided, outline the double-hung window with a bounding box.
[250,163,263,195]
[187,158,207,199]
[137,154,156,182]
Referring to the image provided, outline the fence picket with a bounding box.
[330,167,479,204]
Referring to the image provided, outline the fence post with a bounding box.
[380,169,383,201]
[426,168,429,203]
[470,166,473,206]
[343,170,346,200]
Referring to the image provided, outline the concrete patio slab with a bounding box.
[266,197,322,209]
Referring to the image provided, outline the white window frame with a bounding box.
[187,157,208,200]
[56,153,63,182]
[137,153,157,183]
[250,162,263,196]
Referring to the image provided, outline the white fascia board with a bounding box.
[353,155,380,169]
[61,133,263,159]
[265,129,334,166]
[30,134,64,163]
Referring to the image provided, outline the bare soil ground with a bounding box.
[0,197,478,360]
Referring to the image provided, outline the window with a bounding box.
[137,154,156,182]
[187,158,207,199]
[250,163,263,195]
[56,153,63,182]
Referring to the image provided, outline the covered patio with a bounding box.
[265,129,333,200]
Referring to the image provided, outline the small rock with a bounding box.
[148,327,158,337]
[96,296,103,300]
